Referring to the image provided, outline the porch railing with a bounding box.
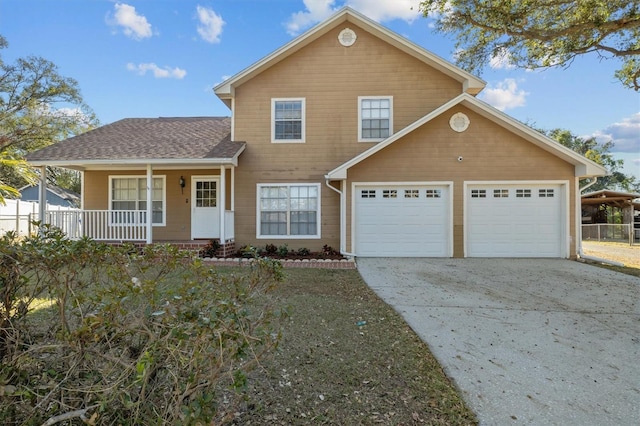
[46,210,147,241]
[45,209,235,242]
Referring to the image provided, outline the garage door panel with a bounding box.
[467,184,563,258]
[355,185,450,257]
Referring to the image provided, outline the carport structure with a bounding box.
[581,190,640,243]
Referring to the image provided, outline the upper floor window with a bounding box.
[358,96,392,142]
[272,98,305,143]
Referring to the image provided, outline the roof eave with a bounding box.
[326,93,608,180]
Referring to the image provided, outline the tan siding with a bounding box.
[345,107,578,257]
[231,24,464,252]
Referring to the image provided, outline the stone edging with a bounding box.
[202,257,357,269]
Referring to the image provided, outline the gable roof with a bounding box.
[214,7,485,106]
[27,117,245,169]
[326,93,609,179]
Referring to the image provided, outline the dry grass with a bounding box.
[582,241,640,277]
[230,268,477,425]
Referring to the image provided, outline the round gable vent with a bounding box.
[338,28,357,47]
[449,112,470,132]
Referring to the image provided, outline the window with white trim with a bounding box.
[516,189,532,198]
[272,98,305,143]
[382,189,397,198]
[361,189,376,198]
[404,189,419,198]
[110,176,165,226]
[358,96,392,141]
[471,189,486,198]
[493,189,509,198]
[258,184,320,238]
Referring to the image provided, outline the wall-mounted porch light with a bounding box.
[179,176,186,194]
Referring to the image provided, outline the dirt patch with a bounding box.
[582,241,640,268]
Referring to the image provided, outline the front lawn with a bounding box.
[231,268,477,425]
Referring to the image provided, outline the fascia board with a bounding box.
[457,95,608,177]
[28,158,240,168]
[327,93,608,180]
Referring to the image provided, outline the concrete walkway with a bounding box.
[357,258,640,425]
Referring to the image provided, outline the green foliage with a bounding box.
[0,228,284,425]
[277,244,290,257]
[543,128,640,192]
[419,1,640,90]
[0,34,99,203]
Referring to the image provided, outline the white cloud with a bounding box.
[591,112,640,153]
[286,0,421,35]
[126,63,187,79]
[489,48,515,70]
[479,79,528,111]
[109,3,153,40]
[196,5,225,43]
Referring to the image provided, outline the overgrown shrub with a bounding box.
[0,226,285,425]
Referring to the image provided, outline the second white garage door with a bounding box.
[354,184,451,257]
[466,183,565,257]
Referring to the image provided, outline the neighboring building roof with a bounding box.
[19,183,80,207]
[582,190,640,208]
[214,6,486,106]
[326,93,609,180]
[27,117,245,169]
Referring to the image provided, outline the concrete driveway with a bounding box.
[357,258,640,425]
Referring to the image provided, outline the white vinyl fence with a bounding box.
[0,199,78,237]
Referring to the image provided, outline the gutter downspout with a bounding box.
[325,178,356,258]
[576,177,624,266]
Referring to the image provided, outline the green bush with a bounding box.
[0,226,284,425]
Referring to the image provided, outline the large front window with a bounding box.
[358,96,392,141]
[110,176,165,225]
[272,98,305,143]
[257,184,320,238]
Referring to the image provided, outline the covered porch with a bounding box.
[25,117,245,256]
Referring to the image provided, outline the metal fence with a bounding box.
[582,223,638,245]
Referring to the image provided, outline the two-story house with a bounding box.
[27,7,606,258]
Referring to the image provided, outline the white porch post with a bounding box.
[146,164,153,244]
[230,166,235,211]
[219,165,226,244]
[38,166,47,227]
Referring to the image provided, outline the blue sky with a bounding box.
[2,0,639,180]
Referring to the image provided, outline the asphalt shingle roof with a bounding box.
[27,117,244,162]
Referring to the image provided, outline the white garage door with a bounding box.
[466,184,564,257]
[355,184,450,257]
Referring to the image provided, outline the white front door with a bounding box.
[191,177,220,239]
